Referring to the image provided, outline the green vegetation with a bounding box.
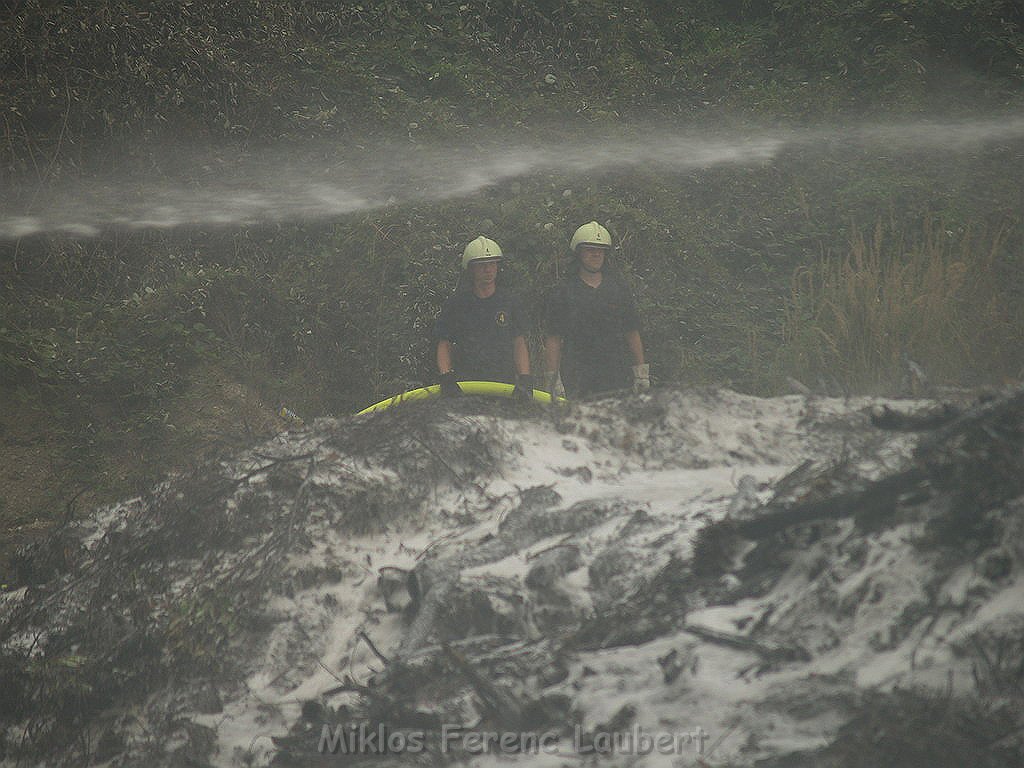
[1,1,1023,551]
[781,219,1023,392]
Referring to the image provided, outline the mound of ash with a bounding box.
[0,400,516,765]
[2,388,1023,767]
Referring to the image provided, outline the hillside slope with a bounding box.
[2,0,1023,581]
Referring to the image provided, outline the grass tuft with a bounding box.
[780,218,1023,394]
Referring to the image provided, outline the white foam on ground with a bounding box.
[7,388,1018,767]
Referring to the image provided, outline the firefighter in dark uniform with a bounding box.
[543,222,649,398]
[434,236,534,400]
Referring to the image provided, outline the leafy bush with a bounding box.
[0,277,216,404]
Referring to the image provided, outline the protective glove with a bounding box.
[513,373,534,403]
[439,371,462,397]
[631,363,651,393]
[543,370,566,399]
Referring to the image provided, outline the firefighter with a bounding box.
[434,236,534,401]
[543,222,649,398]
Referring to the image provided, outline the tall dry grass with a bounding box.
[781,218,1022,394]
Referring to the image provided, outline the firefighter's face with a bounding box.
[470,259,498,285]
[578,245,606,273]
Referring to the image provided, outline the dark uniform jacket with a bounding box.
[544,272,641,397]
[434,286,528,384]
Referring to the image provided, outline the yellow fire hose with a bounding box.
[357,380,561,415]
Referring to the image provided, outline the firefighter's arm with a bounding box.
[513,335,531,376]
[626,330,650,392]
[436,339,454,374]
[625,330,645,366]
[543,335,562,373]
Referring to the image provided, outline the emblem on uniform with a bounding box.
[495,311,508,327]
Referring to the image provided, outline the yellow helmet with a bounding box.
[461,236,503,269]
[570,221,612,252]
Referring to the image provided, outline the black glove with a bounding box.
[439,371,462,397]
[513,373,534,403]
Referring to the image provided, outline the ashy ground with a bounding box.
[1,387,1022,767]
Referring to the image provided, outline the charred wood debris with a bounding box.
[0,389,1022,765]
